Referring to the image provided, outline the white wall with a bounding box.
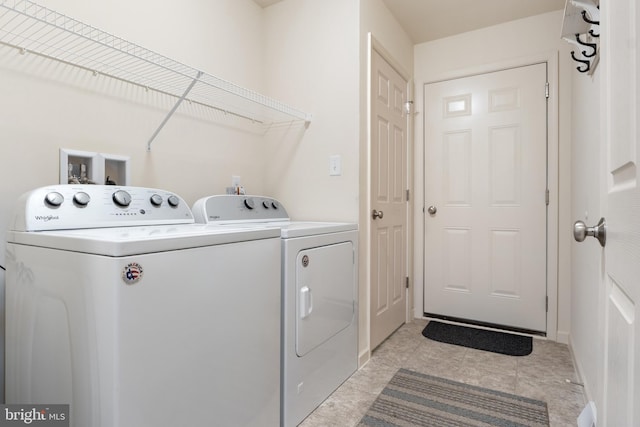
[262,0,359,222]
[412,11,574,342]
[569,62,602,404]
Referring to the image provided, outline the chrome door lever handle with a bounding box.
[372,209,384,220]
[573,217,606,247]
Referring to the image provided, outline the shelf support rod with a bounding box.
[147,71,203,151]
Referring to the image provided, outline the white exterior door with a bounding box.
[596,0,640,424]
[423,64,548,332]
[370,48,408,350]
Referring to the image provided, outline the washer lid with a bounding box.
[6,224,280,256]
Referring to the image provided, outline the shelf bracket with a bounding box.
[147,71,204,151]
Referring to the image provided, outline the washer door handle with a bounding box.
[300,286,313,319]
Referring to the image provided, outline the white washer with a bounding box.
[5,185,281,427]
[192,195,358,427]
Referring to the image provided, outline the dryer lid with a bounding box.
[279,221,357,238]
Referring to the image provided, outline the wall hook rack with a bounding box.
[571,51,591,73]
[583,9,600,37]
[581,9,599,26]
[575,33,597,58]
[561,0,600,75]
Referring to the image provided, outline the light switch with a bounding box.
[329,155,342,176]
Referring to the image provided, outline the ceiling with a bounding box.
[253,0,566,44]
[381,0,566,43]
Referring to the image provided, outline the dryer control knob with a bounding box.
[167,195,180,207]
[262,200,270,209]
[150,194,163,207]
[271,201,279,209]
[44,191,64,207]
[244,198,255,209]
[73,191,91,206]
[112,190,132,207]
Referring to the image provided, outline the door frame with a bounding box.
[413,51,560,341]
[362,33,413,365]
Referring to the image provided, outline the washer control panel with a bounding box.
[12,185,194,231]
[192,195,289,224]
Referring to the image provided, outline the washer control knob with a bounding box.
[167,195,180,207]
[150,194,163,207]
[73,192,91,206]
[44,191,64,207]
[112,190,132,207]
[244,198,255,210]
[262,200,271,209]
[271,201,279,210]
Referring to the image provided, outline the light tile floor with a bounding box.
[300,319,586,427]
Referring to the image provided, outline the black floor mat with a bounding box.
[422,321,532,356]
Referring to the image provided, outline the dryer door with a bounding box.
[296,241,355,357]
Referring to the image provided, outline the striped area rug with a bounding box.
[358,368,549,427]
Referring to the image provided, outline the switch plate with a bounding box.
[329,155,342,176]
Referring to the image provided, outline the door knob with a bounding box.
[573,217,606,247]
[427,205,437,215]
[372,209,384,220]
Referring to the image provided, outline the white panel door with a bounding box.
[424,64,548,332]
[370,48,408,350]
[597,0,640,424]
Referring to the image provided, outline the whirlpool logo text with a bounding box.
[34,215,59,222]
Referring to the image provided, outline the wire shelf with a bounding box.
[0,0,312,145]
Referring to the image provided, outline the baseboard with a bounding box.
[556,330,570,345]
[568,336,592,404]
[358,349,370,369]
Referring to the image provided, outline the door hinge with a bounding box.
[406,189,410,201]
[546,296,549,312]
[406,276,410,289]
[545,189,550,205]
[545,82,550,99]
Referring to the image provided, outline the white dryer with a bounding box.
[5,185,282,427]
[192,195,358,427]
